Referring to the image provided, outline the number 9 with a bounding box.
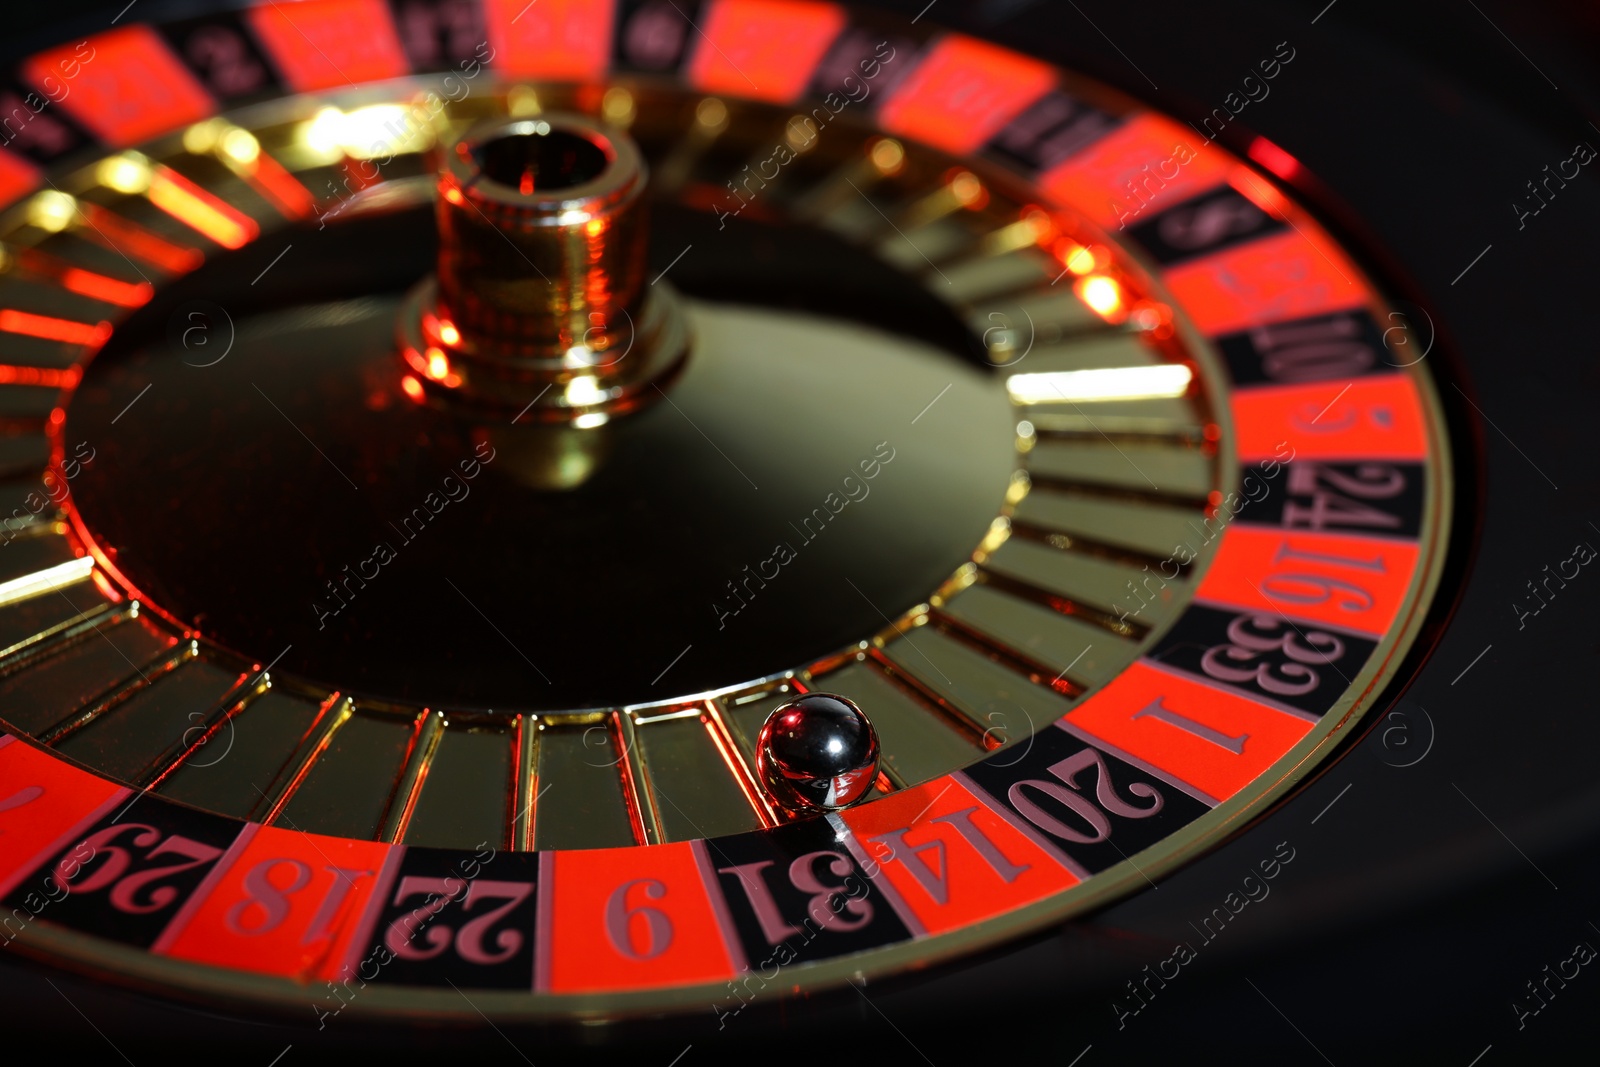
[604,879,673,960]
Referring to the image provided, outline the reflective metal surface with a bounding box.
[402,113,690,419]
[756,692,879,810]
[64,201,1016,710]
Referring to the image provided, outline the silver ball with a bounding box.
[756,693,879,811]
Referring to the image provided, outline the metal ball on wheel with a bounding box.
[756,693,880,812]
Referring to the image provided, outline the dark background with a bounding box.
[3,0,1599,1062]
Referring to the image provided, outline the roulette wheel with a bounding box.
[0,0,1593,1060]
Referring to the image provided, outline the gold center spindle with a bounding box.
[437,116,645,354]
[399,113,687,421]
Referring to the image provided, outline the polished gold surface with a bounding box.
[437,115,646,348]
[0,27,1461,1019]
[0,76,1232,853]
[399,113,689,420]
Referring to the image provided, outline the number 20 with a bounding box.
[1007,748,1163,844]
